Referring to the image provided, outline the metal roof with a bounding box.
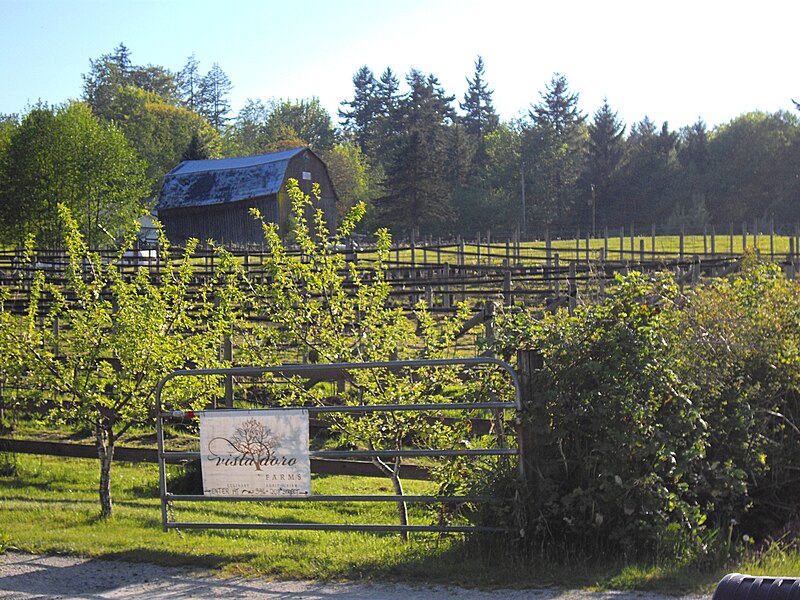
[156,147,306,211]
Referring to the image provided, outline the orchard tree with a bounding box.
[245,179,480,536]
[17,206,243,517]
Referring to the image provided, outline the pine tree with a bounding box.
[339,66,379,154]
[378,70,456,235]
[459,56,499,137]
[587,99,625,197]
[198,63,233,130]
[178,52,202,111]
[82,43,134,118]
[530,72,585,137]
[522,73,587,227]
[368,67,402,167]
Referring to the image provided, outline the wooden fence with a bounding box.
[2,226,799,319]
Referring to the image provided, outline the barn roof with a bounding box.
[155,147,307,211]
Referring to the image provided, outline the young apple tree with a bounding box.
[18,205,243,517]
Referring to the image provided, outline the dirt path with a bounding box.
[0,551,713,599]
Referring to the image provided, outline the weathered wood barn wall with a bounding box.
[155,147,337,245]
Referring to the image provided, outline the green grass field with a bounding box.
[380,233,797,268]
[2,453,800,591]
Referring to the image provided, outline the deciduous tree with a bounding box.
[16,207,243,517]
[0,102,148,247]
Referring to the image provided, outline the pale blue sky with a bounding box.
[2,0,798,129]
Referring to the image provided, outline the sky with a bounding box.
[2,0,798,130]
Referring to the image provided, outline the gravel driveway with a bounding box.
[0,551,713,600]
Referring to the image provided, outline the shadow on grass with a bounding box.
[96,548,259,569]
[0,477,54,493]
[324,532,726,594]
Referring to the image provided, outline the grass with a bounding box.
[379,233,797,268]
[4,453,800,592]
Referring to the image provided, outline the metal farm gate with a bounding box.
[155,357,524,535]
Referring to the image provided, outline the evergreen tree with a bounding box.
[677,119,709,173]
[584,98,626,227]
[339,66,379,154]
[613,117,679,227]
[459,56,499,137]
[198,63,233,130]
[370,67,402,166]
[178,52,202,111]
[82,43,134,118]
[521,73,587,228]
[530,72,585,137]
[377,70,456,235]
[376,67,401,119]
[223,98,271,156]
[130,64,179,104]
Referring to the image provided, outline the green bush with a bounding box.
[497,256,800,558]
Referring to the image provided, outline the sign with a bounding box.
[199,409,311,497]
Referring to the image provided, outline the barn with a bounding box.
[155,147,337,245]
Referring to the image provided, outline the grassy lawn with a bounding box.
[2,453,798,592]
[378,234,796,268]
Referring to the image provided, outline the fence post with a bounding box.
[223,335,233,408]
[629,225,635,262]
[517,349,546,502]
[711,226,716,258]
[568,261,577,315]
[742,222,747,252]
[651,223,656,262]
[554,254,561,299]
[503,271,513,307]
[598,248,606,300]
[483,301,497,356]
[545,229,552,269]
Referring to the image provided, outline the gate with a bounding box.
[155,357,524,534]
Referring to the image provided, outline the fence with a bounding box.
[155,358,523,534]
[3,226,799,325]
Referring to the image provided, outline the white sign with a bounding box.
[199,409,311,497]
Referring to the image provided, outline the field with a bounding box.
[4,230,800,591]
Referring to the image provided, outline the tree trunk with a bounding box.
[96,425,115,518]
[390,469,409,542]
[372,456,409,541]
